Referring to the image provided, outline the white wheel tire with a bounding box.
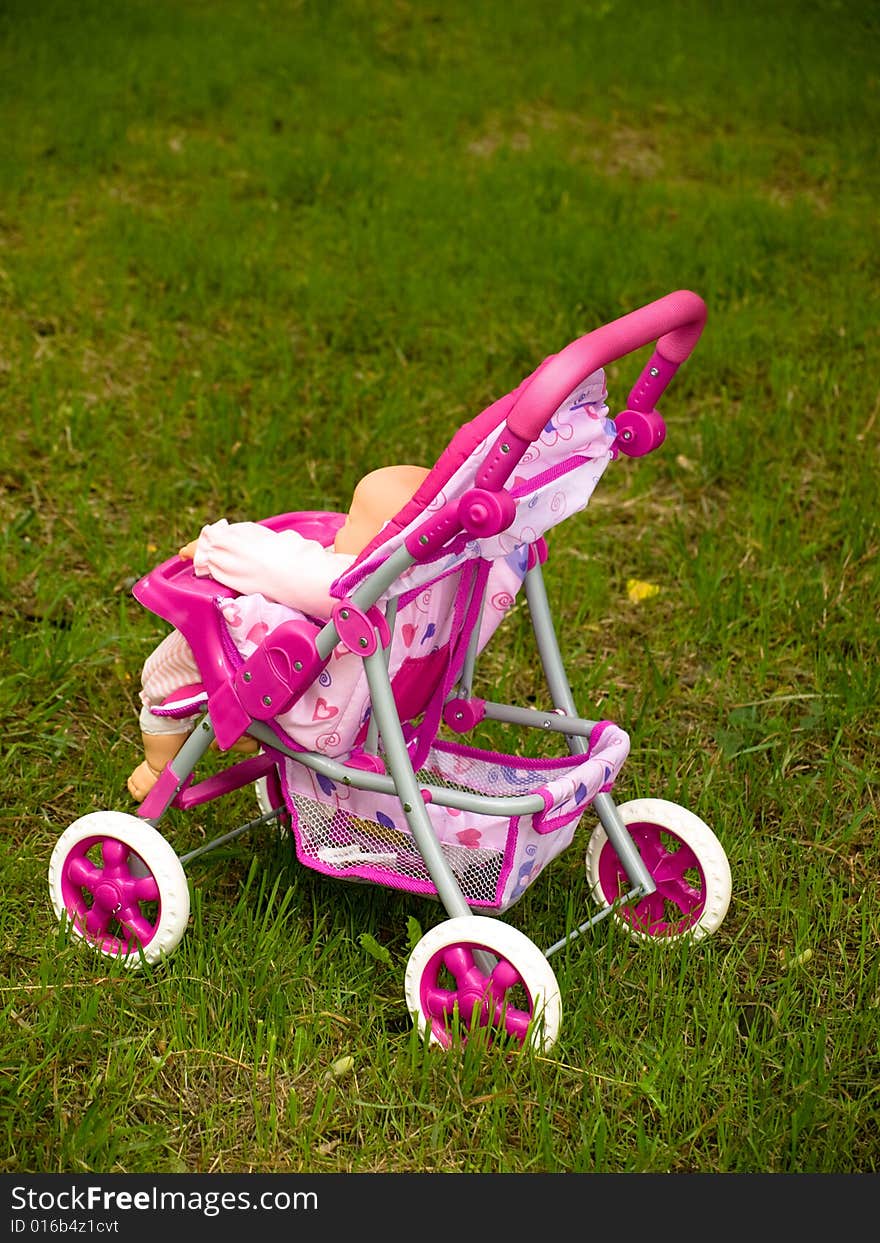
[586,798,731,943]
[404,915,562,1053]
[48,811,190,967]
[255,769,291,836]
[255,776,273,818]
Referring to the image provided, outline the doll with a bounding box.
[127,464,429,800]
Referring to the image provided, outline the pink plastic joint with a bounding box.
[404,499,463,560]
[345,749,386,775]
[332,602,391,656]
[527,538,548,570]
[627,351,679,412]
[442,698,486,733]
[474,429,530,489]
[458,488,516,539]
[614,409,667,457]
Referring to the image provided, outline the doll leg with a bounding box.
[127,629,258,800]
[128,709,259,800]
[127,721,195,802]
[128,630,201,801]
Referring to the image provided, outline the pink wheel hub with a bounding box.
[61,835,161,956]
[419,942,534,1047]
[597,820,706,935]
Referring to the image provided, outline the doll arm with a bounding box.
[191,519,355,618]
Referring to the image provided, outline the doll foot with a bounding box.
[129,730,190,801]
[212,735,260,755]
[127,760,162,802]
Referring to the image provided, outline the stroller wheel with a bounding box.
[404,915,562,1053]
[586,798,731,942]
[255,765,291,835]
[48,811,190,967]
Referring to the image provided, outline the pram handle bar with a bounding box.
[477,290,706,488]
[407,293,705,557]
[508,289,706,441]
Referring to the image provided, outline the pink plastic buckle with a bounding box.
[207,616,322,749]
[614,409,667,457]
[207,680,252,750]
[232,619,323,721]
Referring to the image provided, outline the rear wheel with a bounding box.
[48,811,190,966]
[255,763,291,834]
[404,915,562,1052]
[586,798,731,942]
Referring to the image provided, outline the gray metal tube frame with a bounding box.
[245,724,545,819]
[146,541,656,947]
[482,699,598,737]
[358,645,473,919]
[363,595,398,755]
[522,559,656,899]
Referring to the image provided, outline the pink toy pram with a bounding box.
[48,291,732,1053]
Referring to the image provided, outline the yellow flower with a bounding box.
[626,578,661,603]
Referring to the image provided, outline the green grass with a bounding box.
[1,0,878,1174]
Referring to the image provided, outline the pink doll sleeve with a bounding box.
[192,520,355,619]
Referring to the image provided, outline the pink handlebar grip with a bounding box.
[505,290,706,443]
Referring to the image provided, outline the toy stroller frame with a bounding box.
[49,291,732,1053]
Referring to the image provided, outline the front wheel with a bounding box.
[404,916,562,1052]
[586,798,731,942]
[48,811,190,966]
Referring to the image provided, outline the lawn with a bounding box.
[1,0,878,1174]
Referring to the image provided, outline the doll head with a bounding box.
[333,464,429,556]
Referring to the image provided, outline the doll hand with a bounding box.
[178,540,197,560]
